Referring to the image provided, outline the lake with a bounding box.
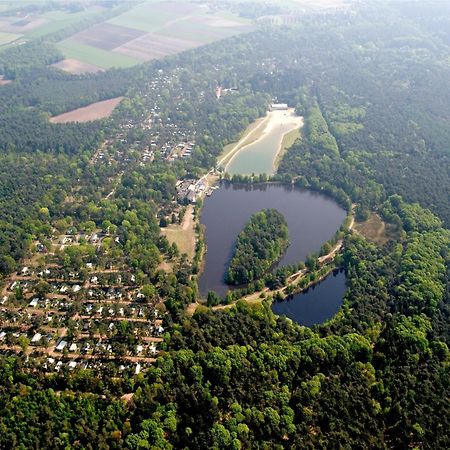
[198,183,346,297]
[271,269,347,326]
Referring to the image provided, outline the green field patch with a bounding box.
[107,2,179,33]
[57,39,139,69]
[333,122,364,135]
[0,31,22,46]
[157,18,246,44]
[27,7,104,38]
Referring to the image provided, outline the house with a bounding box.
[135,363,141,375]
[55,340,68,352]
[31,333,42,343]
[68,361,77,369]
[29,298,39,308]
[69,343,78,352]
[0,331,6,341]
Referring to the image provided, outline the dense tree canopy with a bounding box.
[226,209,289,285]
[0,1,449,448]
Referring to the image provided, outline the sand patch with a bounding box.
[52,58,104,74]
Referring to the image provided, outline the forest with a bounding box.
[0,0,449,448]
[225,209,289,286]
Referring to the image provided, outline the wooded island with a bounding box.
[226,208,289,285]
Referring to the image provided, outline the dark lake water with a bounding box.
[272,269,347,326]
[198,183,346,297]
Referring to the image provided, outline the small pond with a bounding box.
[272,269,347,326]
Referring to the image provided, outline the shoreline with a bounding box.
[268,120,303,174]
[217,114,269,168]
[274,126,302,170]
[224,110,303,174]
[219,109,303,173]
[187,205,355,314]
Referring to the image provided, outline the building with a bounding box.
[271,103,288,111]
[31,333,42,343]
[55,340,68,352]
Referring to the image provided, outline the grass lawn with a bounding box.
[0,31,22,46]
[160,205,196,260]
[57,39,140,69]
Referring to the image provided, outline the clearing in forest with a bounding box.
[354,213,396,245]
[50,97,123,124]
[160,204,196,260]
[52,58,104,75]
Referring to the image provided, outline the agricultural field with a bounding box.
[113,32,200,61]
[71,22,146,50]
[50,97,123,124]
[107,0,187,32]
[27,7,106,38]
[0,6,105,40]
[0,30,21,46]
[54,0,253,71]
[56,39,139,70]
